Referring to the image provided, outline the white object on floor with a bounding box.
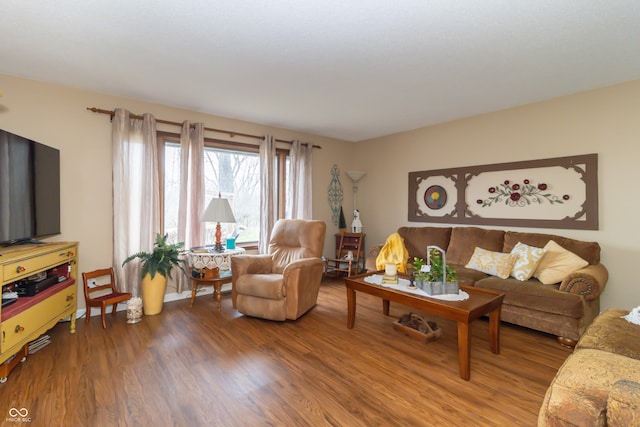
[364,274,469,301]
[622,306,640,325]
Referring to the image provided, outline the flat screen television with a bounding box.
[0,128,61,246]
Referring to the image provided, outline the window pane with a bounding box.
[161,136,283,246]
[202,147,260,244]
[163,142,181,243]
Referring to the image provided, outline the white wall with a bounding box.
[354,79,640,311]
[4,73,638,311]
[0,73,355,307]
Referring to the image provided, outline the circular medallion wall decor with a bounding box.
[424,185,447,210]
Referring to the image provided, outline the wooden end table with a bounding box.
[188,247,244,310]
[190,270,232,311]
[344,273,504,381]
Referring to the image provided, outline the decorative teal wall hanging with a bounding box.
[328,164,344,226]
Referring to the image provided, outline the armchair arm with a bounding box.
[607,380,640,426]
[559,263,608,301]
[282,257,324,319]
[231,254,273,277]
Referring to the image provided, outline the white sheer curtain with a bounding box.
[259,135,276,254]
[174,121,205,292]
[287,139,313,219]
[112,109,160,295]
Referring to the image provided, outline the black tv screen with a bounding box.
[0,129,61,245]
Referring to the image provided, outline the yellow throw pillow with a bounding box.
[510,242,546,281]
[533,240,589,285]
[465,247,517,279]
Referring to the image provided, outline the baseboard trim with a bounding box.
[79,283,231,319]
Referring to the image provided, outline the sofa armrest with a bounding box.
[607,380,640,426]
[365,244,384,272]
[559,263,608,301]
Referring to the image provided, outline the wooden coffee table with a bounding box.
[345,273,504,380]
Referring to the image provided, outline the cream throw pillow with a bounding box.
[465,247,517,279]
[533,240,589,285]
[510,242,546,281]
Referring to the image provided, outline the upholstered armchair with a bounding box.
[231,219,326,320]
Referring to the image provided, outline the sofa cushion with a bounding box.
[397,226,451,259]
[446,227,505,265]
[510,242,546,281]
[577,309,640,360]
[475,276,584,318]
[503,231,601,264]
[465,247,516,279]
[448,264,489,286]
[541,349,640,427]
[534,240,589,285]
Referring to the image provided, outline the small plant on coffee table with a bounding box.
[424,248,457,283]
[412,257,428,282]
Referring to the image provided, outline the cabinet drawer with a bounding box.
[1,287,75,352]
[2,248,76,282]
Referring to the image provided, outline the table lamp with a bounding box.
[201,193,236,252]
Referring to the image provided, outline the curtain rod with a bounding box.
[86,107,321,149]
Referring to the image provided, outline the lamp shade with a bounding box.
[346,170,366,183]
[201,197,236,223]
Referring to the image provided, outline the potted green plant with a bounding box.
[122,233,188,315]
[413,247,458,295]
[412,256,429,283]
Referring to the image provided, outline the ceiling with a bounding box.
[2,1,640,142]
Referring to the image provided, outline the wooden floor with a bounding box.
[0,279,572,426]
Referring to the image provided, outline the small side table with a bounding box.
[188,247,245,310]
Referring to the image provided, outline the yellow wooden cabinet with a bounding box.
[0,242,78,382]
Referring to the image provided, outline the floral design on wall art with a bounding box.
[408,153,598,230]
[478,179,570,207]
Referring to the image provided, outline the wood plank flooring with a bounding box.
[0,279,572,426]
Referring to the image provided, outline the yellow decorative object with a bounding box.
[376,232,409,273]
[141,273,168,315]
[465,247,517,279]
[510,242,546,281]
[0,242,78,382]
[533,240,588,285]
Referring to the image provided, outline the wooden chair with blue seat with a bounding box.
[82,267,132,328]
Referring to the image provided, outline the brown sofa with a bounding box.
[367,226,608,345]
[538,309,640,426]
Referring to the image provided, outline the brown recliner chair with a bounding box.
[231,219,326,320]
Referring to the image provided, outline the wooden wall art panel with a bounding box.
[408,154,598,230]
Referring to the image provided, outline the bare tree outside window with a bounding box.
[202,148,260,243]
[161,136,277,247]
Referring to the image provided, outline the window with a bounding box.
[159,133,288,247]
